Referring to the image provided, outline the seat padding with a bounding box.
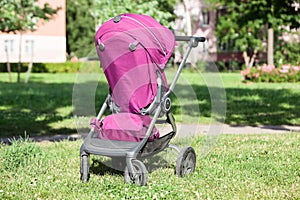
[90,113,159,142]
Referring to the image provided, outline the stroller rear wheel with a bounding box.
[176,146,196,177]
[124,159,148,186]
[80,155,90,182]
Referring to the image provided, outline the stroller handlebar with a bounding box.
[175,36,206,43]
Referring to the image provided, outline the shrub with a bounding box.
[215,61,243,72]
[241,64,300,83]
[0,62,91,73]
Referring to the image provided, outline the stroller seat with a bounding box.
[90,113,159,142]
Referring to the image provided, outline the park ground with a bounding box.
[0,71,299,199]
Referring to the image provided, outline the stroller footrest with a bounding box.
[141,131,175,157]
[84,137,139,157]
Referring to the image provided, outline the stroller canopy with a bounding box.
[95,13,175,113]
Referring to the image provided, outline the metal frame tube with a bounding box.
[96,95,109,120]
[167,40,194,95]
[130,36,206,155]
[175,36,206,42]
[166,36,205,97]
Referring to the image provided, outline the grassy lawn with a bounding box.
[0,73,79,137]
[1,70,300,137]
[1,71,299,199]
[0,133,299,199]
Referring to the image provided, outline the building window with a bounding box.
[25,40,34,54]
[4,39,14,53]
[202,10,210,26]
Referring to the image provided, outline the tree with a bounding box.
[66,0,95,59]
[209,0,300,68]
[66,0,177,58]
[92,0,177,28]
[0,0,60,82]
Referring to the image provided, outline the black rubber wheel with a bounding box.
[124,159,148,186]
[111,157,126,171]
[80,155,90,182]
[176,146,196,177]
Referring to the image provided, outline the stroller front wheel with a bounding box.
[124,159,148,186]
[176,146,196,177]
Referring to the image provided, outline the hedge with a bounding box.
[241,64,300,83]
[0,61,99,73]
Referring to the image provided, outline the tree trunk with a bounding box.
[243,51,250,68]
[243,49,257,69]
[6,63,12,82]
[267,27,274,67]
[184,1,192,36]
[25,62,33,84]
[5,47,12,82]
[180,0,194,68]
[25,40,34,83]
[17,33,23,83]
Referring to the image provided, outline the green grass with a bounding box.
[1,70,300,137]
[0,133,299,199]
[0,73,79,137]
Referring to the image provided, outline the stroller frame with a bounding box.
[80,35,205,186]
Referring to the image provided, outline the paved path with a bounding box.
[1,124,299,144]
[157,123,300,138]
[173,124,300,136]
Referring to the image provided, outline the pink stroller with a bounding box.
[80,13,205,186]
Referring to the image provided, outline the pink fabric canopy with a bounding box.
[95,13,175,114]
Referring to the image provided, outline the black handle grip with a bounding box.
[175,36,206,42]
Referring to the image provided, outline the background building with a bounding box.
[174,0,220,66]
[174,0,245,66]
[0,0,66,63]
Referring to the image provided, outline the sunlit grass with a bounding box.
[0,133,299,199]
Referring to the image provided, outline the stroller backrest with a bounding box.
[95,13,175,114]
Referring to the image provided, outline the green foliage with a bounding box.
[0,62,99,73]
[32,62,82,73]
[93,0,177,28]
[66,0,95,58]
[66,0,178,58]
[215,1,263,52]
[214,61,242,72]
[0,135,43,171]
[0,0,60,33]
[210,0,300,54]
[274,31,300,66]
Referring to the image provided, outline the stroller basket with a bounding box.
[80,13,205,186]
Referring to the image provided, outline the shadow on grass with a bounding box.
[171,83,300,126]
[89,152,174,177]
[0,78,108,138]
[1,76,300,139]
[90,158,124,176]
